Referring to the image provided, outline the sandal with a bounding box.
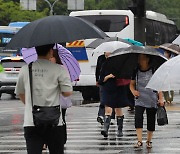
[134,141,143,148]
[146,141,152,148]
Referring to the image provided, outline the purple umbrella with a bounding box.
[21,44,81,82]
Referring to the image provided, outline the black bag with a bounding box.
[157,106,168,126]
[29,63,60,127]
[32,105,60,127]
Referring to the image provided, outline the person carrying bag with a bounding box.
[29,62,61,128]
[15,44,72,154]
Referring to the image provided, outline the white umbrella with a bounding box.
[146,55,180,91]
[92,41,131,53]
[173,35,180,45]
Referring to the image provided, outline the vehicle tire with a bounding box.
[11,93,16,99]
[0,92,1,99]
[82,89,92,101]
[92,87,100,101]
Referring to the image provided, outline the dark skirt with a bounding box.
[101,83,131,108]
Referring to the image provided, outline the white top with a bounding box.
[15,59,72,127]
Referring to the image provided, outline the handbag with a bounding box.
[28,62,60,127]
[157,106,168,126]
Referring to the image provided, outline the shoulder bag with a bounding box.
[28,62,60,127]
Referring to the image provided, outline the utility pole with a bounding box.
[44,0,59,15]
[129,0,146,45]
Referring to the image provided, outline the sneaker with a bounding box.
[97,116,104,125]
[101,130,108,138]
[110,119,115,125]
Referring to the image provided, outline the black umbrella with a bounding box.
[7,15,107,48]
[106,46,167,79]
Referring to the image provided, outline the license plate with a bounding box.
[6,73,18,78]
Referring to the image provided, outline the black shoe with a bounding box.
[97,116,104,125]
[101,130,108,138]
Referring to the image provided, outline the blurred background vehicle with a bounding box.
[0,56,26,99]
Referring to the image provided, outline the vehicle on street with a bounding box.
[0,22,30,60]
[0,56,26,99]
[68,10,178,101]
[70,10,178,46]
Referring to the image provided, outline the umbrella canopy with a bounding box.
[159,43,180,55]
[123,38,144,46]
[86,37,132,49]
[7,15,107,48]
[21,44,81,82]
[172,35,180,45]
[92,41,131,54]
[105,46,167,79]
[146,55,180,91]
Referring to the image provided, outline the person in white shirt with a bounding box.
[15,44,72,154]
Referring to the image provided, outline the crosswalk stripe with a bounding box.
[1,108,180,153]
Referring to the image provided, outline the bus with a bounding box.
[8,22,30,28]
[0,26,20,59]
[70,10,178,46]
[67,10,178,101]
[0,22,30,59]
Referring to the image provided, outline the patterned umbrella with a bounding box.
[159,43,180,55]
[21,44,81,82]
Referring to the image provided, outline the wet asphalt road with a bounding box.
[0,92,180,154]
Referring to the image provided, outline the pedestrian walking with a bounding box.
[130,54,164,148]
[163,50,174,104]
[98,57,130,138]
[15,44,72,154]
[96,52,115,125]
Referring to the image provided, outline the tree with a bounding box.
[0,0,46,25]
[37,0,68,15]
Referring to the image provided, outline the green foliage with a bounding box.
[146,0,180,29]
[37,0,68,15]
[0,0,179,29]
[0,0,46,25]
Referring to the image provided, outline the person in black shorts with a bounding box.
[130,54,164,149]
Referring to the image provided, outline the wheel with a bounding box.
[82,89,92,101]
[0,93,2,99]
[91,87,100,101]
[11,93,16,99]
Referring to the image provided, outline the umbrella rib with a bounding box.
[60,55,80,76]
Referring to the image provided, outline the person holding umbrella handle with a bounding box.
[130,54,164,149]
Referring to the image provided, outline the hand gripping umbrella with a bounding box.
[21,44,81,82]
[7,15,107,48]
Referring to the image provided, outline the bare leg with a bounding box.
[136,128,143,142]
[146,131,153,148]
[115,108,123,116]
[170,90,174,103]
[105,106,113,116]
[147,131,153,142]
[134,128,143,148]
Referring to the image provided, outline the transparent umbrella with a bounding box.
[146,55,180,91]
